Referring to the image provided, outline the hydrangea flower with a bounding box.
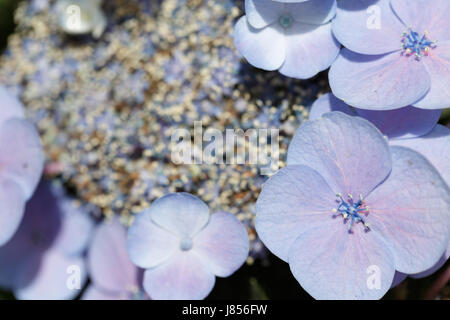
[83,218,145,300]
[0,181,94,300]
[127,193,249,300]
[329,0,450,110]
[310,95,450,287]
[0,86,44,246]
[256,112,450,299]
[309,93,449,185]
[234,0,339,79]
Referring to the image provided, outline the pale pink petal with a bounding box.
[127,207,179,269]
[414,42,450,109]
[0,119,44,199]
[89,218,139,293]
[143,251,215,300]
[391,0,450,42]
[332,0,405,55]
[329,49,431,110]
[193,211,249,277]
[366,147,450,274]
[287,112,392,197]
[288,223,395,299]
[256,165,337,261]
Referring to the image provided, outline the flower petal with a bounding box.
[53,199,94,256]
[0,178,26,246]
[310,95,442,139]
[287,112,392,197]
[391,125,450,186]
[366,146,450,274]
[332,0,405,55]
[234,17,286,72]
[410,240,449,278]
[245,0,283,29]
[127,207,179,269]
[143,251,215,300]
[256,165,337,261]
[391,0,450,42]
[89,218,139,293]
[14,250,87,300]
[247,0,336,27]
[356,106,442,139]
[193,211,249,277]
[149,193,210,237]
[288,223,395,300]
[309,93,356,120]
[410,249,448,279]
[329,49,431,110]
[279,22,340,79]
[289,0,336,25]
[0,118,44,199]
[414,42,450,109]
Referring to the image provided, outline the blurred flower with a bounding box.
[330,0,450,110]
[256,112,450,299]
[0,180,94,300]
[234,0,339,79]
[309,93,449,185]
[127,193,249,300]
[0,86,44,246]
[83,218,145,300]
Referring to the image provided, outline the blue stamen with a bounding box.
[333,194,370,234]
[401,29,437,60]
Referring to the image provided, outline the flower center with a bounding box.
[401,29,437,60]
[179,237,193,251]
[279,14,293,29]
[333,193,370,234]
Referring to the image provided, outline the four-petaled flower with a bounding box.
[234,0,339,79]
[256,112,450,299]
[127,193,249,300]
[330,0,450,110]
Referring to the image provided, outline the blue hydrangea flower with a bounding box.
[0,181,94,300]
[309,93,449,186]
[329,0,450,110]
[310,95,450,288]
[127,193,249,300]
[0,86,44,246]
[83,218,146,300]
[256,112,450,299]
[234,0,339,79]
